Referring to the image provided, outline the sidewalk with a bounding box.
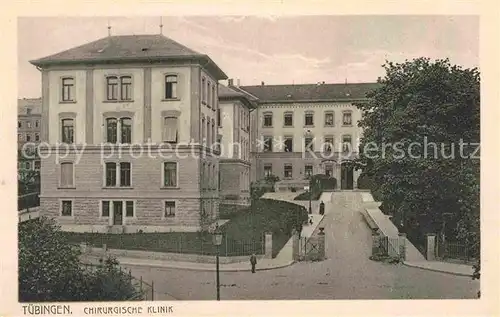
[403,260,474,277]
[82,254,294,272]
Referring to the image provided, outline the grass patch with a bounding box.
[63,198,307,258]
[219,204,249,220]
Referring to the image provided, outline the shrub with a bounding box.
[357,172,377,191]
[250,181,274,201]
[19,217,140,302]
[219,204,249,219]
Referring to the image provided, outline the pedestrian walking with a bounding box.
[319,201,325,215]
[250,253,257,273]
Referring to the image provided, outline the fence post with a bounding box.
[292,229,299,261]
[317,227,326,260]
[151,280,154,301]
[304,237,307,260]
[425,233,437,261]
[371,229,381,256]
[140,276,143,292]
[265,232,273,259]
[129,269,132,282]
[398,233,406,261]
[225,234,228,257]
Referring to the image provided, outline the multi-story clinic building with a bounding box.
[239,82,378,190]
[29,33,377,233]
[30,34,227,233]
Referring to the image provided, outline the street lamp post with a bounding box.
[308,177,312,214]
[212,224,223,301]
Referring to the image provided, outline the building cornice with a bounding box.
[258,102,362,109]
[258,98,368,104]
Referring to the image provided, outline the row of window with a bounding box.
[59,161,179,188]
[60,200,177,219]
[261,135,353,152]
[201,161,219,190]
[58,115,180,144]
[201,115,218,148]
[58,114,219,146]
[262,110,353,128]
[201,76,218,109]
[237,105,250,132]
[61,74,182,103]
[18,133,40,142]
[263,163,335,179]
[60,74,219,107]
[18,160,41,170]
[18,120,40,129]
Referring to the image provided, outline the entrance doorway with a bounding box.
[341,163,354,190]
[113,201,123,225]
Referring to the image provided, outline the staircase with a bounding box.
[331,191,363,210]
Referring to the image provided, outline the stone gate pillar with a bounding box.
[426,233,437,261]
[371,229,381,256]
[292,229,300,261]
[398,233,407,261]
[317,227,326,260]
[265,232,273,259]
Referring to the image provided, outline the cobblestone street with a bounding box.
[124,195,479,300]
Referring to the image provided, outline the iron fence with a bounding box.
[18,192,40,211]
[380,236,402,258]
[437,240,474,263]
[71,233,265,257]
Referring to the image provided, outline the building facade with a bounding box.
[30,34,227,233]
[18,98,42,172]
[29,33,379,233]
[239,82,379,190]
[217,81,257,206]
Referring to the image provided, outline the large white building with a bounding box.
[29,32,378,232]
[30,34,226,233]
[238,81,379,190]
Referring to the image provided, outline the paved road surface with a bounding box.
[123,193,479,300]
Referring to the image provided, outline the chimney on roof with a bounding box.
[159,17,164,35]
[228,79,234,86]
[261,81,265,86]
[236,79,241,87]
[107,19,112,37]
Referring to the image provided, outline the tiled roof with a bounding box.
[218,85,258,109]
[218,85,246,98]
[239,82,380,102]
[30,34,227,79]
[18,98,42,115]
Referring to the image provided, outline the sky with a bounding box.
[17,16,479,98]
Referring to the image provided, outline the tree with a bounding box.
[18,217,141,302]
[354,57,480,276]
